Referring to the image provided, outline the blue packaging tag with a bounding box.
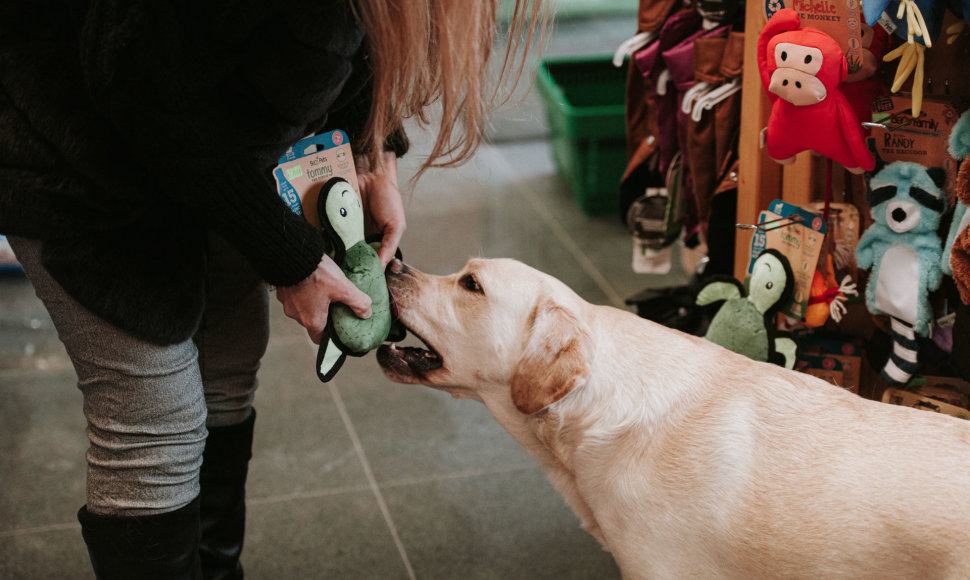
[273,130,357,227]
[748,199,826,320]
[0,234,22,272]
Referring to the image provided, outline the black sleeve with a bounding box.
[77,0,368,286]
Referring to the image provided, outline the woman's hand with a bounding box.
[277,151,403,343]
[356,151,406,267]
[276,255,372,344]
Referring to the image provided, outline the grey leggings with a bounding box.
[9,234,269,516]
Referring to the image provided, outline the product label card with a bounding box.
[883,387,970,419]
[749,199,826,320]
[796,353,847,389]
[807,201,861,276]
[763,0,865,75]
[798,334,863,392]
[273,130,358,228]
[870,95,968,191]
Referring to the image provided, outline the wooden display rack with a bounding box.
[735,0,817,280]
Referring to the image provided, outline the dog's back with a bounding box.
[553,306,970,579]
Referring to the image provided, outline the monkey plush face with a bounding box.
[769,42,825,105]
[766,29,846,107]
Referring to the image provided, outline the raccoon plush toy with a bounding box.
[946,110,970,301]
[856,160,947,385]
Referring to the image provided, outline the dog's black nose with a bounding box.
[892,208,907,223]
[386,258,410,276]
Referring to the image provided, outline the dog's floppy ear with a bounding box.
[511,301,592,415]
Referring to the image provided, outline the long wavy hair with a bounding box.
[353,0,549,178]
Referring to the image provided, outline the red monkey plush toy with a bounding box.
[757,9,875,174]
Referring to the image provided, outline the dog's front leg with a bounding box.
[543,466,609,550]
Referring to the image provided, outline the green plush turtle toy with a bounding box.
[315,177,395,382]
[695,249,798,368]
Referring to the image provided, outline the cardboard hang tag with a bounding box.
[870,94,967,191]
[762,0,866,75]
[272,130,358,228]
[808,202,860,266]
[748,199,827,320]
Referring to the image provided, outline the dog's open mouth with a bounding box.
[377,323,443,376]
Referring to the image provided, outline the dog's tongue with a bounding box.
[380,343,442,372]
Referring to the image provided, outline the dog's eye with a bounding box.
[459,274,483,294]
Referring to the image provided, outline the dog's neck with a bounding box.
[480,325,703,551]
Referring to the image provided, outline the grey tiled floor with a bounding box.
[0,11,695,580]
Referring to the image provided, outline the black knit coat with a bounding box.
[0,0,406,344]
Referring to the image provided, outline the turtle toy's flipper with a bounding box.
[774,337,798,370]
[317,336,347,383]
[695,280,743,306]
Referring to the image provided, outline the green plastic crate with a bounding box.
[535,55,628,216]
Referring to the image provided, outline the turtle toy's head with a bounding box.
[747,249,794,314]
[319,177,366,254]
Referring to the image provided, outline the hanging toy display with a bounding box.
[756,8,876,173]
[946,110,970,303]
[695,249,798,369]
[862,0,946,115]
[804,200,863,329]
[804,254,859,328]
[945,0,970,43]
[855,158,947,385]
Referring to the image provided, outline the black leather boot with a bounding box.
[77,497,203,579]
[199,409,256,580]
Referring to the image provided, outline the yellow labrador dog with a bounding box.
[377,258,970,579]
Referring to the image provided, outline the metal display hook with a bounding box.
[862,117,913,132]
[736,214,804,232]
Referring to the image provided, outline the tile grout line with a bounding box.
[248,482,374,506]
[0,465,543,539]
[0,367,75,381]
[0,522,79,539]
[328,382,417,580]
[483,143,626,309]
[379,463,539,490]
[249,463,540,506]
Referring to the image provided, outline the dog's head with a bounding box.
[377,258,593,415]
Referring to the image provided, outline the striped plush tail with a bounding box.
[882,317,921,385]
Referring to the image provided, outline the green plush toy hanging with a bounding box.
[315,177,394,382]
[695,249,798,368]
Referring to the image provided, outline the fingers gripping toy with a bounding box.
[315,177,393,382]
[756,9,876,174]
[696,249,798,369]
[855,159,946,385]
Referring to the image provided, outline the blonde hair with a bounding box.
[354,0,548,179]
